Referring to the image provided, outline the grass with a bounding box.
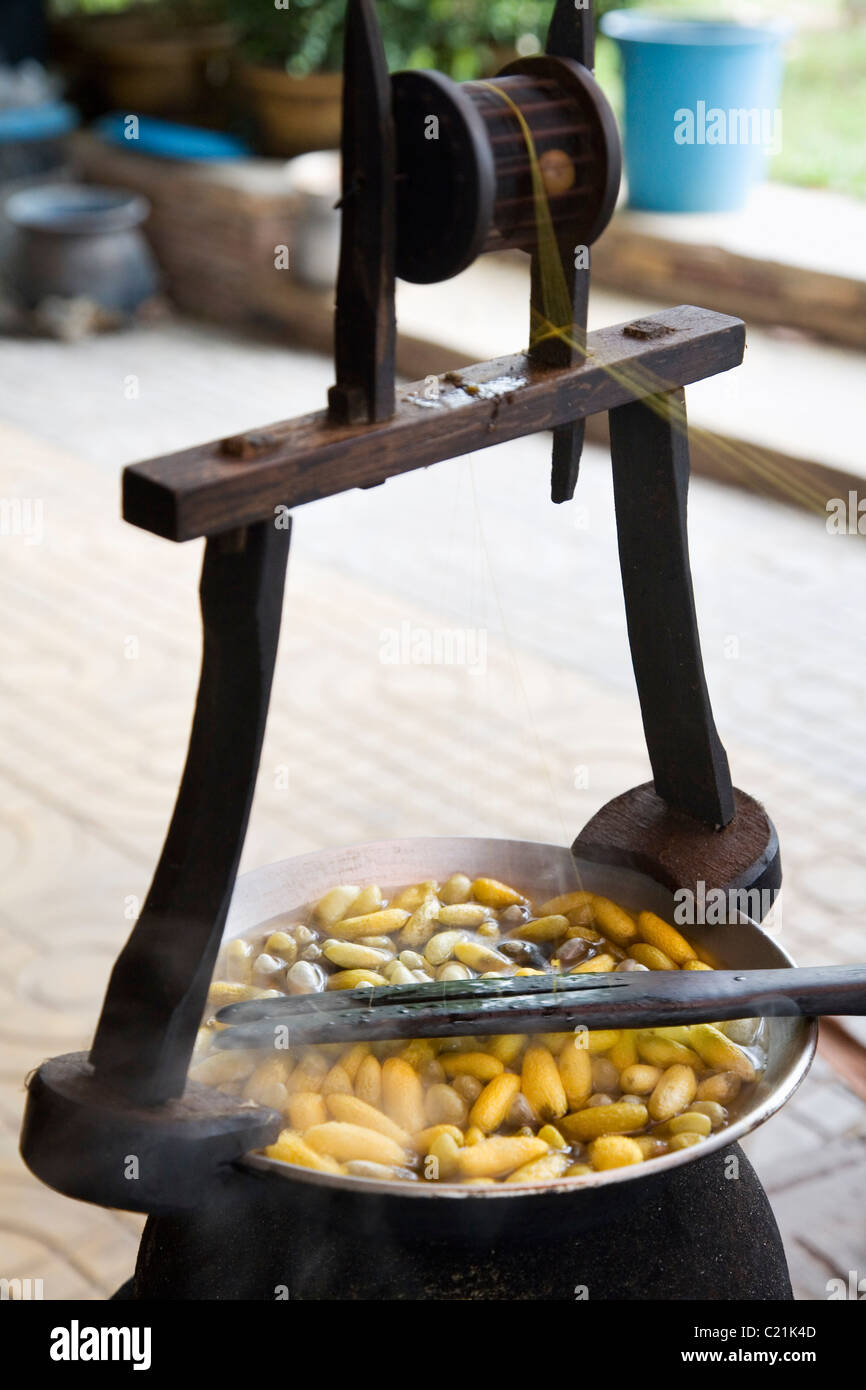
[595,15,866,201]
[772,28,866,198]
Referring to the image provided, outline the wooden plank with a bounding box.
[592,210,866,353]
[817,1018,866,1104]
[123,305,745,541]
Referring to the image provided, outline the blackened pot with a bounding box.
[130,1141,792,1300]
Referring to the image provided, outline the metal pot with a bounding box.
[129,837,815,1300]
[4,183,158,313]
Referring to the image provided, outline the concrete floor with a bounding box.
[0,318,863,1299]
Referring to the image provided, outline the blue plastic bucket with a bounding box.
[600,12,789,212]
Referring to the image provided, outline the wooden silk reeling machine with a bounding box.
[21,0,781,1221]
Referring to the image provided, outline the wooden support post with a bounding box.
[89,519,292,1103]
[546,0,595,69]
[608,388,736,828]
[328,0,396,424]
[533,0,596,504]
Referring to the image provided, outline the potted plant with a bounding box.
[231,0,555,158]
[49,0,236,120]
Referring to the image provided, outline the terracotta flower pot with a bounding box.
[51,14,235,120]
[239,65,343,158]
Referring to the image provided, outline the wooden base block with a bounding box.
[20,1053,282,1215]
[573,782,780,912]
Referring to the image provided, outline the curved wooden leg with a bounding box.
[21,521,290,1210]
[609,388,735,828]
[574,390,779,907]
[90,519,292,1103]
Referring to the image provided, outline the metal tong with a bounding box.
[212,963,866,1049]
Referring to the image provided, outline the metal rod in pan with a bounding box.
[210,964,866,1049]
[215,968,636,1023]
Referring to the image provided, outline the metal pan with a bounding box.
[223,836,817,1202]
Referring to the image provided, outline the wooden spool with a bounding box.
[392,57,620,282]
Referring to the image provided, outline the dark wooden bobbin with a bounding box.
[391,0,620,503]
[391,61,617,280]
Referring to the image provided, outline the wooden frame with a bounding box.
[20,0,781,1216]
[124,305,745,542]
